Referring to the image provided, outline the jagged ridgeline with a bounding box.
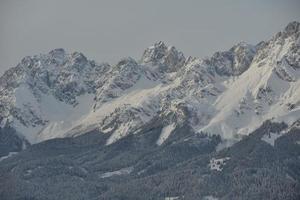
[0,22,299,200]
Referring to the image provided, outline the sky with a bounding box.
[0,0,300,75]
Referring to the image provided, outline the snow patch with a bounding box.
[106,122,131,145]
[157,123,176,145]
[100,167,133,178]
[25,169,33,176]
[0,152,18,162]
[165,197,179,200]
[261,132,284,146]
[0,118,8,128]
[209,157,230,171]
[203,196,219,200]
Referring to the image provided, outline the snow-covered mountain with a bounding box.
[0,21,299,147]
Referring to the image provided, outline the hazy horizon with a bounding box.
[1,0,300,75]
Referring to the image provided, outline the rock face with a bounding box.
[0,21,299,150]
[141,41,186,72]
[205,42,256,76]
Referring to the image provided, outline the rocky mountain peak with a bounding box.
[116,57,138,69]
[273,22,300,45]
[141,41,185,72]
[70,51,88,67]
[253,21,300,67]
[49,48,66,57]
[141,41,167,62]
[205,42,256,76]
[283,21,300,36]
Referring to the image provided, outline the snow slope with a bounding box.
[201,21,300,138]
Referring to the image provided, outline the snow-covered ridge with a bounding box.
[0,21,299,145]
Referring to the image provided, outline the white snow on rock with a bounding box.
[209,157,230,171]
[157,123,176,145]
[100,167,133,178]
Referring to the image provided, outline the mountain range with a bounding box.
[0,21,300,200]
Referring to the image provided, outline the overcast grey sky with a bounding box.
[1,0,300,75]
